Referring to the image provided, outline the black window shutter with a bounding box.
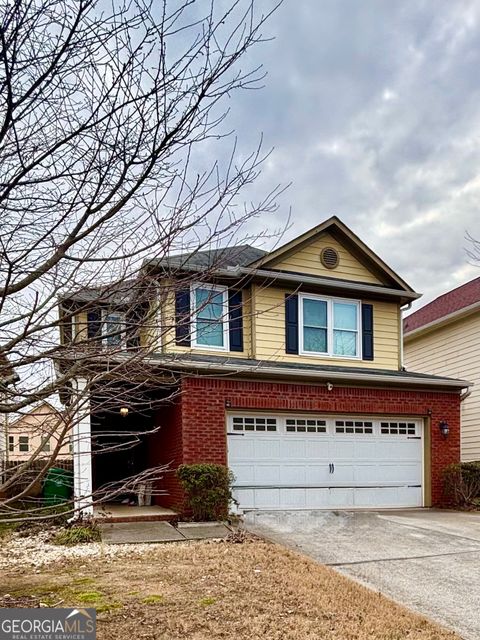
[228,290,243,352]
[87,309,101,339]
[285,294,299,354]
[126,305,143,349]
[175,289,191,346]
[361,303,374,361]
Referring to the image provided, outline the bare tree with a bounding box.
[0,0,282,521]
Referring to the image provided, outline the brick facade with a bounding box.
[157,375,461,508]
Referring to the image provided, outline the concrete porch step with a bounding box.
[93,503,178,524]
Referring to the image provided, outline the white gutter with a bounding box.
[404,299,480,340]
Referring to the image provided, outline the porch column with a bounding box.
[72,377,93,516]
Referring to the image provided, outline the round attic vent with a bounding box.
[320,246,339,269]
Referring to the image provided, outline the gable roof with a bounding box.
[249,215,417,294]
[8,401,64,429]
[404,276,480,336]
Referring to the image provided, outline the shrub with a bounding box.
[443,462,480,507]
[176,463,235,521]
[52,520,101,545]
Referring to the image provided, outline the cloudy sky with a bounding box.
[214,0,480,310]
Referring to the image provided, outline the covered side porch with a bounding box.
[72,377,184,519]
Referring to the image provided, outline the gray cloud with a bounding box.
[214,0,480,308]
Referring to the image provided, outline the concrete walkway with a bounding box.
[99,520,232,544]
[245,509,480,640]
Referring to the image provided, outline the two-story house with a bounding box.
[60,216,468,516]
[404,277,480,463]
[5,402,71,463]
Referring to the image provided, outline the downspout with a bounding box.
[399,302,412,370]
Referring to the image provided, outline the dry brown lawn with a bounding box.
[1,538,459,640]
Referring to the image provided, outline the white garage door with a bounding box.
[227,414,423,510]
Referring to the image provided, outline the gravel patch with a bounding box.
[0,530,157,571]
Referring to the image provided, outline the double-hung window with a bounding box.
[19,436,29,452]
[192,284,228,350]
[102,311,125,347]
[300,294,360,358]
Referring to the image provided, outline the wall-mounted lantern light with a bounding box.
[439,420,450,438]
[225,399,232,409]
[119,407,129,418]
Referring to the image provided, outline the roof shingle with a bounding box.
[404,276,480,334]
[148,244,266,271]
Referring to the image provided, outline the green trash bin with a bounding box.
[43,467,73,505]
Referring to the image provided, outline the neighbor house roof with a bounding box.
[404,276,480,336]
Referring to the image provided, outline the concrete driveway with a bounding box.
[245,509,480,640]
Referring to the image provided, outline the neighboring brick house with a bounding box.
[60,216,469,515]
[404,277,480,462]
[5,402,71,462]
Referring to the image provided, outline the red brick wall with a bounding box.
[150,401,184,509]
[176,376,460,507]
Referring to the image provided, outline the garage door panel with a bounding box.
[280,439,307,458]
[252,439,281,459]
[375,441,422,460]
[376,463,422,484]
[331,441,356,458]
[228,438,257,460]
[253,488,280,509]
[305,488,331,508]
[231,464,256,484]
[228,414,423,510]
[281,465,308,484]
[252,464,282,484]
[305,464,331,484]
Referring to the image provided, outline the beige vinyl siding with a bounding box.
[252,284,400,369]
[404,313,479,461]
[266,232,383,284]
[73,311,88,342]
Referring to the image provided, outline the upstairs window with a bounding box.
[192,284,228,350]
[299,294,360,358]
[18,436,29,452]
[8,436,14,452]
[102,311,126,347]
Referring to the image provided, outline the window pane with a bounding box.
[196,288,223,320]
[333,330,357,356]
[303,298,327,327]
[196,320,224,347]
[304,326,327,352]
[105,313,123,346]
[333,303,357,330]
